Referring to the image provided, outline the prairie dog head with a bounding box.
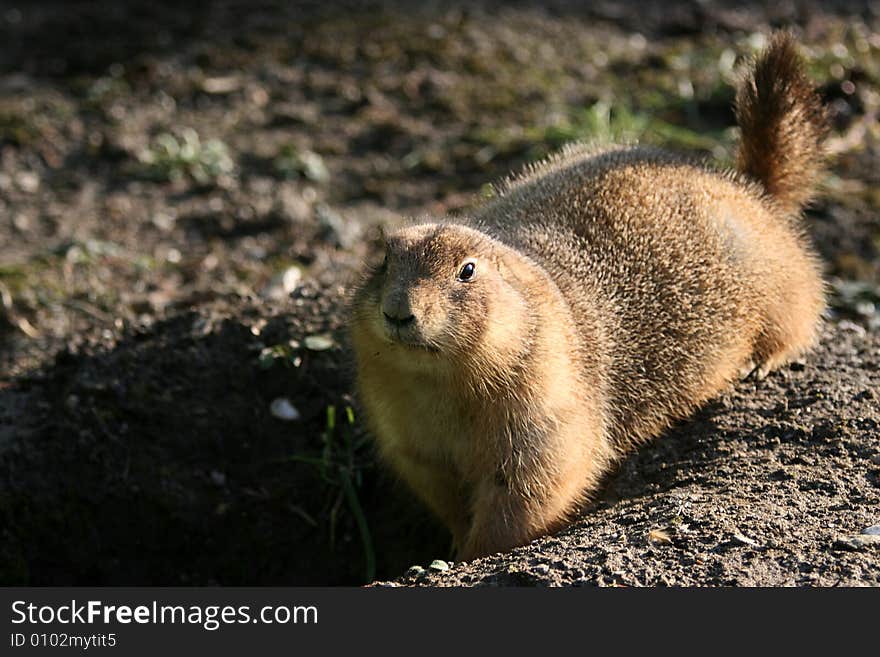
[351,222,532,371]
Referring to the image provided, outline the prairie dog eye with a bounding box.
[457,261,476,281]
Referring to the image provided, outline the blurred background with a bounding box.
[0,0,878,585]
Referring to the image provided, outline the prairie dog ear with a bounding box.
[373,223,392,257]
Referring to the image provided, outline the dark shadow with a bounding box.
[0,308,448,585]
[2,1,875,78]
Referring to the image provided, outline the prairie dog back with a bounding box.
[475,146,824,449]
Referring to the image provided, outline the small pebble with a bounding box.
[428,559,449,572]
[201,75,241,94]
[15,171,39,193]
[261,266,302,300]
[300,151,330,183]
[837,319,866,337]
[534,563,550,575]
[732,532,760,548]
[304,334,334,351]
[270,397,301,421]
[405,565,426,578]
[210,470,227,486]
[191,317,214,337]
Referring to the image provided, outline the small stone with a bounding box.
[732,532,761,548]
[15,171,39,193]
[12,212,30,231]
[201,75,241,94]
[405,565,426,578]
[152,212,175,231]
[428,559,449,572]
[304,334,334,351]
[260,266,302,300]
[299,151,329,183]
[192,317,214,336]
[270,398,301,421]
[837,319,866,337]
[862,525,880,536]
[210,470,227,486]
[534,563,550,575]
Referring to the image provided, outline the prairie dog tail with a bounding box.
[734,32,829,215]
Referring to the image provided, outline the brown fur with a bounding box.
[735,32,829,216]
[349,34,827,560]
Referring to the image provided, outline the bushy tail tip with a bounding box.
[734,32,829,215]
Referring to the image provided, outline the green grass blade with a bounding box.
[340,469,376,583]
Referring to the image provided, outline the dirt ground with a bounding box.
[1,1,878,586]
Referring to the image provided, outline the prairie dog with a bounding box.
[349,34,827,560]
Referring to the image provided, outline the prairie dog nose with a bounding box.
[384,311,415,327]
[382,295,415,326]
